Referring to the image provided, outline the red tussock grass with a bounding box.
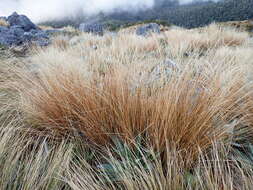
[13,59,253,165]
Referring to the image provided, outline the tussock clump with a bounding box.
[51,35,70,50]
[14,54,253,165]
[65,141,253,190]
[0,18,9,27]
[38,25,54,30]
[2,23,253,189]
[165,24,249,57]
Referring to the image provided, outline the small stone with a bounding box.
[136,23,160,36]
[79,22,104,35]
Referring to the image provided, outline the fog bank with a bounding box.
[0,0,221,23]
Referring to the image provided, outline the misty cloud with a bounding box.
[0,0,221,23]
[0,0,154,22]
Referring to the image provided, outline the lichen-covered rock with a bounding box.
[34,39,50,46]
[0,26,10,34]
[7,12,37,32]
[79,22,104,35]
[22,30,50,46]
[0,12,50,47]
[9,25,25,37]
[0,26,22,46]
[136,23,160,36]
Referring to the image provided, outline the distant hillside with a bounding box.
[165,0,253,28]
[41,0,253,29]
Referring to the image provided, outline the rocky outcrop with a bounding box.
[0,26,22,46]
[79,22,104,35]
[136,23,160,36]
[0,12,51,47]
[7,12,37,32]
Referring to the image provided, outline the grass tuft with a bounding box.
[0,18,9,27]
[1,23,253,189]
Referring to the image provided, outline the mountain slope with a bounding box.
[41,0,253,29]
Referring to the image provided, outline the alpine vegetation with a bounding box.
[1,11,253,190]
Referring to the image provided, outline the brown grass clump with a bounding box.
[219,20,253,33]
[0,18,9,27]
[2,23,253,189]
[51,35,70,50]
[165,24,249,57]
[64,140,253,190]
[8,23,252,165]
[14,54,253,165]
[38,25,54,30]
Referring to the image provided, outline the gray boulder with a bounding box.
[0,26,49,47]
[79,22,104,35]
[0,26,22,46]
[9,25,25,37]
[0,26,10,33]
[27,29,49,39]
[22,30,50,46]
[136,23,160,36]
[34,39,50,46]
[7,12,37,32]
[0,12,50,47]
